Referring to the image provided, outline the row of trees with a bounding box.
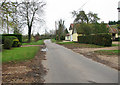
[72,10,109,35]
[0,0,46,42]
[108,21,120,25]
[108,21,120,30]
[72,10,100,24]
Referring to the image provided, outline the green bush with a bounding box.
[60,35,65,40]
[12,38,21,47]
[78,34,112,46]
[55,35,65,40]
[3,36,13,49]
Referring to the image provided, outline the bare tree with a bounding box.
[57,19,65,40]
[0,1,18,34]
[17,0,46,42]
[87,12,100,23]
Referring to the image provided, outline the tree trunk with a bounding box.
[58,35,60,41]
[28,26,31,42]
[6,15,9,34]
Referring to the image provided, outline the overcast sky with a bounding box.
[43,0,119,33]
[1,0,119,34]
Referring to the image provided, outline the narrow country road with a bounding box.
[43,40,118,83]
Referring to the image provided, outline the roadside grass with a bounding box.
[51,39,56,43]
[94,50,119,55]
[22,39,44,45]
[51,39,62,43]
[2,46,40,63]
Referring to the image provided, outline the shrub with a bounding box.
[60,35,65,40]
[78,34,112,46]
[12,38,21,47]
[55,35,65,40]
[34,35,40,42]
[3,36,13,49]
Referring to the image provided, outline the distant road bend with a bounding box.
[43,40,118,83]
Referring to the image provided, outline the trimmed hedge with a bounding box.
[1,34,22,43]
[3,36,15,49]
[78,34,112,46]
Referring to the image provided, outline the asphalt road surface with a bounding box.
[43,40,118,83]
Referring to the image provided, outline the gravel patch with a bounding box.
[60,44,119,70]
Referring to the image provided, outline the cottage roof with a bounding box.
[69,24,74,30]
[107,25,119,33]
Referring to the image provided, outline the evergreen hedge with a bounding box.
[78,34,112,46]
[3,36,15,49]
[1,34,22,43]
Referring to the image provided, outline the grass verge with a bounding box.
[95,50,119,55]
[51,39,56,43]
[2,46,40,63]
[22,40,44,45]
[51,39,62,43]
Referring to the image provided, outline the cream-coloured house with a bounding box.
[65,24,73,41]
[72,25,78,42]
[65,24,79,42]
[65,34,70,41]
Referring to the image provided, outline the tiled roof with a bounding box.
[69,24,74,30]
[107,25,119,33]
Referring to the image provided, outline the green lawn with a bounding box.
[22,40,44,45]
[2,46,40,63]
[95,50,119,55]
